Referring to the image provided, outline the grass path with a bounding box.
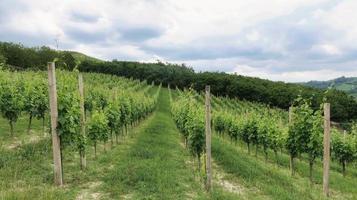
[100,89,239,199]
[100,88,205,199]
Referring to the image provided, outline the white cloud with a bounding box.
[1,0,357,82]
[73,43,153,61]
[310,44,342,56]
[246,31,260,41]
[231,64,357,82]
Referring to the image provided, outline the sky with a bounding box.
[1,0,357,82]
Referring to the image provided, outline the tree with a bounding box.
[119,95,132,135]
[23,80,48,134]
[56,74,84,170]
[0,81,24,135]
[171,91,205,169]
[79,59,357,122]
[60,52,76,71]
[286,98,311,176]
[286,97,323,181]
[213,112,229,137]
[331,129,356,176]
[0,52,6,69]
[227,117,241,144]
[105,98,121,146]
[88,110,109,158]
[306,107,323,182]
[186,103,205,169]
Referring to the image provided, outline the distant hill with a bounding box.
[67,51,103,63]
[303,77,357,98]
[0,41,103,70]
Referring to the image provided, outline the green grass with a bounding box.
[0,116,47,149]
[212,135,357,199]
[100,88,239,199]
[68,51,103,63]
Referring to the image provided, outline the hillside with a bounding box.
[0,41,356,122]
[0,42,103,71]
[80,60,357,122]
[67,51,103,63]
[304,77,357,98]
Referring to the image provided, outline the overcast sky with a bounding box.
[1,0,357,82]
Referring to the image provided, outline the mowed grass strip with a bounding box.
[102,89,207,199]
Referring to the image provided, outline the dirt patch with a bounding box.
[179,139,188,149]
[76,181,103,200]
[185,191,198,199]
[213,162,245,195]
[5,134,43,150]
[121,193,133,199]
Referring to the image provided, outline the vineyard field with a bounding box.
[170,88,357,200]
[0,69,356,199]
[2,1,357,199]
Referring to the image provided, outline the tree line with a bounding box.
[0,42,77,70]
[0,41,355,122]
[79,60,357,122]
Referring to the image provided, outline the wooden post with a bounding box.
[47,62,63,186]
[323,103,331,197]
[205,85,212,192]
[78,74,86,170]
[288,106,294,176]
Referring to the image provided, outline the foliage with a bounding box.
[1,41,355,122]
[0,78,24,135]
[0,41,99,70]
[79,59,357,122]
[87,110,109,150]
[23,78,48,131]
[171,90,205,166]
[0,69,158,168]
[57,74,82,150]
[331,129,356,175]
[105,97,122,141]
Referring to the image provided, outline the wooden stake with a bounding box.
[78,74,86,170]
[47,62,63,186]
[205,85,212,192]
[288,106,294,176]
[323,103,331,197]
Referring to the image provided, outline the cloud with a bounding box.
[119,27,163,42]
[0,0,357,82]
[70,12,99,23]
[65,28,108,43]
[231,64,357,82]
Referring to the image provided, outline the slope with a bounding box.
[304,77,357,98]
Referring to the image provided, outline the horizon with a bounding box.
[1,0,357,82]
